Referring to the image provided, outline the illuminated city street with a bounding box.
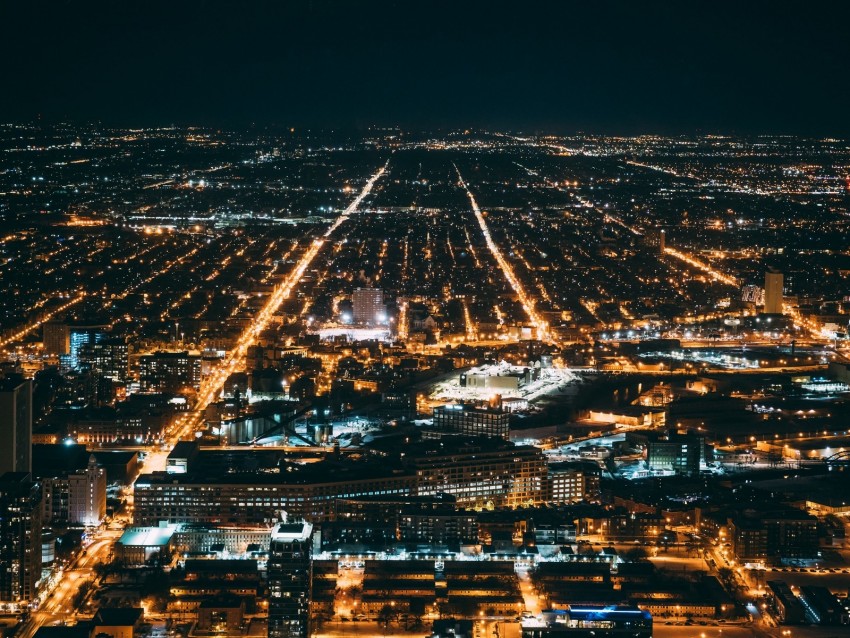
[2,5,850,638]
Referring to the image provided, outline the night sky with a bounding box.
[3,0,849,134]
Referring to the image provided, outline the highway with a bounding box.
[186,160,390,431]
[0,292,86,351]
[454,164,549,342]
[17,528,121,638]
[14,163,391,638]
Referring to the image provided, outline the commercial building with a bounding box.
[799,586,849,625]
[352,287,384,325]
[138,351,202,393]
[410,437,547,508]
[0,375,32,475]
[79,337,129,382]
[522,607,652,638]
[133,462,418,526]
[729,510,818,562]
[764,270,784,315]
[545,462,601,503]
[0,473,42,608]
[268,521,313,638]
[135,438,547,526]
[68,456,107,527]
[433,403,510,439]
[91,607,145,638]
[42,322,70,356]
[62,324,110,371]
[766,580,806,624]
[398,508,478,545]
[646,431,708,477]
[587,406,666,430]
[115,526,176,565]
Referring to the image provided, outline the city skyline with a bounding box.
[2,1,850,135]
[2,3,850,638]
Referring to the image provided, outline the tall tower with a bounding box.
[0,375,32,475]
[69,455,106,527]
[764,270,784,315]
[42,322,70,356]
[659,229,666,253]
[352,287,384,325]
[0,473,42,607]
[268,521,313,638]
[62,324,109,371]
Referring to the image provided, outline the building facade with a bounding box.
[133,472,419,526]
[433,403,510,439]
[268,522,313,638]
[764,270,784,315]
[411,442,547,508]
[42,322,70,356]
[0,473,42,607]
[646,432,707,477]
[68,456,107,527]
[0,376,32,475]
[138,351,201,393]
[352,288,384,325]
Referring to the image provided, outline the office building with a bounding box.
[545,461,601,503]
[799,586,849,625]
[409,437,547,508]
[79,337,129,382]
[68,455,107,527]
[646,431,708,477]
[138,351,202,393]
[766,580,806,624]
[42,322,70,356]
[62,324,110,371]
[741,284,764,305]
[352,287,384,325]
[433,402,510,439]
[729,510,818,562]
[764,270,784,315]
[134,439,547,525]
[0,375,32,475]
[398,508,478,544]
[133,463,418,525]
[522,607,652,638]
[0,473,42,607]
[268,521,313,638]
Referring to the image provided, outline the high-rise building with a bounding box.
[138,351,202,393]
[0,472,42,607]
[352,287,384,325]
[433,402,510,439]
[268,521,313,638]
[68,455,106,527]
[0,375,32,475]
[545,461,601,503]
[42,322,70,356]
[410,437,547,508]
[764,270,784,315]
[646,431,708,477]
[79,337,129,382]
[741,284,765,305]
[62,324,110,371]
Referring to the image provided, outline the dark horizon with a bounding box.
[2,0,850,136]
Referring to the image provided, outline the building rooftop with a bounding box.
[92,607,144,627]
[271,521,313,542]
[117,526,175,547]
